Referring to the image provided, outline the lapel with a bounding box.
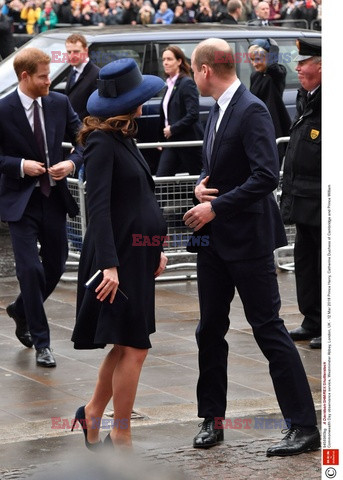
[168,75,181,105]
[113,132,155,189]
[68,62,90,92]
[9,91,42,161]
[209,84,246,174]
[41,94,55,164]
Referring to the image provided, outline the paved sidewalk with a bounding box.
[0,229,321,479]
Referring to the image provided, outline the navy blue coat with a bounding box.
[188,83,287,260]
[72,130,167,350]
[0,90,83,221]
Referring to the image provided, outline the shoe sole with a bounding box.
[193,439,224,449]
[266,442,321,457]
[15,330,33,348]
[7,306,34,348]
[36,362,56,368]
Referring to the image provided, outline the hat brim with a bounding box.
[294,54,315,62]
[87,75,165,117]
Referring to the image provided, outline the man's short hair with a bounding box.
[13,47,50,80]
[66,33,88,49]
[228,0,242,14]
[193,39,235,76]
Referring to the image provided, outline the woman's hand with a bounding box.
[154,252,168,278]
[95,267,119,303]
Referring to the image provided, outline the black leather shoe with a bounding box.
[193,418,224,448]
[309,336,321,349]
[288,326,318,341]
[6,303,33,348]
[36,347,56,367]
[266,427,320,457]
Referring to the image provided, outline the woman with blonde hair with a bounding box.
[248,38,291,166]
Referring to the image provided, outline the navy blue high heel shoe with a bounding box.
[71,405,102,451]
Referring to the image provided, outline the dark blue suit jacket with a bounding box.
[65,61,100,120]
[0,90,83,222]
[188,83,287,261]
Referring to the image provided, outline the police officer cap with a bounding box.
[294,37,321,62]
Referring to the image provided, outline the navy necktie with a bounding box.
[206,102,220,166]
[33,100,51,197]
[69,68,78,87]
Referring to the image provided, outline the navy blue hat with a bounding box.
[87,58,165,117]
[251,38,271,52]
[249,38,279,64]
[295,38,321,62]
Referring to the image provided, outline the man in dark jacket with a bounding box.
[280,37,321,349]
[221,0,243,24]
[0,48,83,367]
[65,33,100,121]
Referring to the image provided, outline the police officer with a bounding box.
[281,38,321,349]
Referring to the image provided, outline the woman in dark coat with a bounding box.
[248,38,291,166]
[71,58,167,449]
[156,45,203,176]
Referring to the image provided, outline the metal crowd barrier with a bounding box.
[274,136,295,271]
[63,137,294,281]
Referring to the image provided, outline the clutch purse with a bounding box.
[85,270,128,312]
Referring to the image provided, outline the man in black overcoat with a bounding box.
[65,33,100,120]
[281,37,322,349]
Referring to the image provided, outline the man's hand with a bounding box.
[183,202,216,231]
[48,160,74,181]
[23,160,46,177]
[195,176,219,203]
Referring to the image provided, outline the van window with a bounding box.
[247,38,300,89]
[154,41,243,94]
[89,43,146,69]
[155,40,265,92]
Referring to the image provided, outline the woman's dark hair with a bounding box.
[163,45,191,78]
[77,114,138,145]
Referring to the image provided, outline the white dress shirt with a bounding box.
[215,78,241,132]
[17,87,54,184]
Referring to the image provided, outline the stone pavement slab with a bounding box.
[0,228,321,479]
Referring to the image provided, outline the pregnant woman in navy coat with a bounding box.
[71,59,167,449]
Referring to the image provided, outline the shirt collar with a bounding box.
[166,73,179,88]
[217,78,241,113]
[309,85,320,96]
[74,58,89,75]
[17,86,42,110]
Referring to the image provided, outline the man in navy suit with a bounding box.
[65,33,100,121]
[183,38,320,456]
[0,47,83,367]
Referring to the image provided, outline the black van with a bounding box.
[0,24,320,168]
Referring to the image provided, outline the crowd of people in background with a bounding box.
[1,0,321,36]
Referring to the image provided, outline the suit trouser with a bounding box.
[294,224,321,334]
[156,147,203,177]
[196,246,317,427]
[8,188,68,349]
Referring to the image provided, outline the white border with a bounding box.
[322,1,342,479]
